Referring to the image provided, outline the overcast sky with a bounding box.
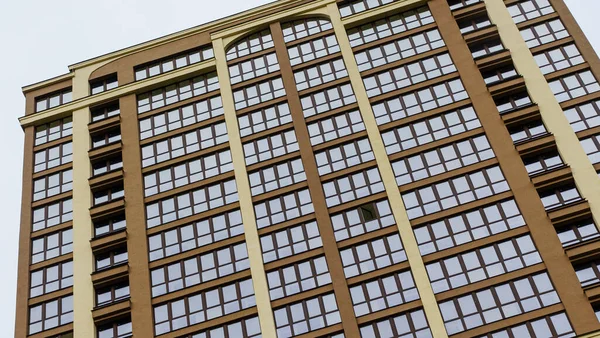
[0,0,597,336]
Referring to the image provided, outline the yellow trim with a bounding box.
[581,331,600,338]
[213,38,278,338]
[484,0,600,229]
[327,3,449,337]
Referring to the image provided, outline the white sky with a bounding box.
[0,0,597,336]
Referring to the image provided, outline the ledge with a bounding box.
[89,169,124,191]
[89,141,122,162]
[90,230,128,254]
[530,166,573,190]
[92,299,132,323]
[90,199,126,221]
[91,264,129,288]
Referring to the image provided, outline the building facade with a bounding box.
[15,0,600,337]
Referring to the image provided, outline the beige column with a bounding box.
[212,38,277,338]
[327,4,449,338]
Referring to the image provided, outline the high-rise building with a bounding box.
[14,0,600,337]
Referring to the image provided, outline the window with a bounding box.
[31,229,73,264]
[139,96,224,140]
[355,29,445,72]
[521,19,569,48]
[322,168,385,207]
[359,308,432,337]
[414,199,526,255]
[93,185,124,206]
[185,316,261,338]
[301,83,357,118]
[33,169,73,201]
[371,79,469,125]
[507,0,555,24]
[340,233,406,278]
[92,128,121,149]
[274,293,340,337]
[92,155,123,177]
[35,89,72,113]
[32,199,73,232]
[470,38,505,59]
[393,135,495,186]
[137,72,219,114]
[93,214,126,238]
[151,242,249,297]
[30,261,73,298]
[141,122,228,168]
[576,259,600,287]
[330,199,396,242]
[523,150,564,176]
[267,256,331,300]
[28,295,73,335]
[255,189,314,229]
[439,272,560,335]
[91,102,120,123]
[476,312,575,338]
[549,70,600,103]
[403,166,510,220]
[288,35,340,66]
[35,117,72,146]
[34,142,73,173]
[238,103,292,137]
[243,129,299,165]
[509,121,548,144]
[307,110,365,146]
[448,0,482,11]
[534,43,584,75]
[233,77,285,110]
[564,99,600,132]
[557,219,600,248]
[295,59,348,91]
[495,91,533,114]
[581,134,600,164]
[135,46,214,81]
[229,53,279,84]
[97,318,132,338]
[96,282,130,307]
[146,179,238,228]
[315,138,374,176]
[381,106,481,155]
[226,29,274,61]
[345,6,433,38]
[458,15,492,34]
[539,185,582,211]
[96,247,128,271]
[153,279,255,335]
[90,74,118,95]
[249,158,306,196]
[143,149,233,196]
[261,221,322,263]
[282,18,333,43]
[482,65,518,85]
[350,270,419,317]
[427,234,541,293]
[148,209,244,261]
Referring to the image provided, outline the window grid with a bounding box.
[91,103,120,123]
[315,138,375,176]
[233,77,285,110]
[345,6,433,42]
[523,151,564,176]
[261,221,322,263]
[564,99,600,132]
[301,83,357,118]
[239,103,292,137]
[323,168,385,207]
[31,228,73,264]
[470,39,505,59]
[185,316,262,338]
[539,186,582,211]
[557,220,600,248]
[521,19,569,48]
[229,53,280,85]
[249,158,306,196]
[476,312,575,338]
[97,318,132,338]
[94,214,126,238]
[135,46,214,81]
[28,295,73,335]
[267,255,331,300]
[92,155,123,177]
[340,233,407,278]
[307,110,366,146]
[96,282,130,307]
[91,128,121,149]
[350,270,420,317]
[509,121,548,144]
[534,43,584,75]
[35,117,72,146]
[581,134,600,164]
[482,65,518,85]
[448,0,483,11]
[33,169,73,201]
[30,261,73,298]
[331,199,396,242]
[95,247,128,271]
[549,70,600,103]
[34,142,73,173]
[32,199,73,232]
[93,185,124,206]
[90,75,118,95]
[507,0,555,24]
[243,129,299,166]
[282,18,333,43]
[458,15,492,35]
[274,293,341,338]
[35,89,72,113]
[227,29,274,61]
[495,91,533,114]
[295,59,348,91]
[359,308,432,338]
[288,35,341,66]
[576,259,600,288]
[255,188,314,229]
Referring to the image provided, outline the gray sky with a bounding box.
[0,0,597,336]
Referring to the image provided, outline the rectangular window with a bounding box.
[392,135,495,186]
[539,185,582,211]
[330,199,396,242]
[557,220,600,248]
[576,259,600,287]
[139,96,224,140]
[507,0,555,24]
[32,199,73,232]
[355,29,445,72]
[402,166,510,220]
[315,138,375,176]
[91,102,120,123]
[255,188,314,229]
[381,106,481,155]
[93,185,124,206]
[261,221,322,263]
[363,53,456,98]
[564,99,600,132]
[288,35,340,66]
[350,270,419,317]
[439,272,561,335]
[93,214,126,238]
[295,59,348,91]
[28,295,73,335]
[97,317,132,338]
[183,315,261,338]
[360,308,432,337]
[282,18,333,42]
[35,89,72,113]
[34,142,73,173]
[581,134,600,164]
[95,247,128,271]
[96,282,130,307]
[33,169,73,201]
[233,77,286,111]
[243,129,299,166]
[481,65,518,85]
[345,6,433,42]
[146,179,238,228]
[135,46,214,81]
[274,293,340,337]
[470,38,505,59]
[549,70,600,103]
[301,83,357,118]
[141,121,228,168]
[322,168,385,207]
[30,261,73,298]
[458,15,492,34]
[153,279,255,335]
[371,79,469,125]
[307,110,366,146]
[495,91,533,114]
[90,74,118,95]
[137,72,219,114]
[340,233,407,278]
[249,158,306,196]
[476,312,574,338]
[35,117,73,146]
[143,149,233,197]
[31,228,73,264]
[150,242,249,297]
[523,150,564,176]
[448,0,482,11]
[238,103,292,137]
[227,29,274,61]
[229,53,279,84]
[267,256,331,300]
[521,19,569,48]
[148,209,244,261]
[534,43,584,75]
[92,155,123,177]
[509,121,548,144]
[91,128,121,149]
